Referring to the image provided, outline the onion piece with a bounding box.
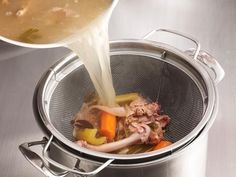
[77,133,140,153]
[76,124,151,153]
[89,105,126,117]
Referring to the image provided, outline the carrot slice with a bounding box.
[100,112,117,141]
[153,140,172,150]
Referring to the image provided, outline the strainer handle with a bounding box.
[143,29,201,60]
[19,138,69,177]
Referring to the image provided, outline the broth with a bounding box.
[0,0,112,44]
[68,19,116,106]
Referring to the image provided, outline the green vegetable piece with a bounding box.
[74,128,107,145]
[115,93,139,104]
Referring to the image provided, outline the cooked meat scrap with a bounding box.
[129,98,160,117]
[149,131,163,144]
[154,115,170,128]
[16,8,27,16]
[130,97,148,108]
[125,97,170,145]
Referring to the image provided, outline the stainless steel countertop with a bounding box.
[0,0,235,176]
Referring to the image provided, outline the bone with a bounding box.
[76,125,151,153]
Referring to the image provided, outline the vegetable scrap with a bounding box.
[72,93,172,154]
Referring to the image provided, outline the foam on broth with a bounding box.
[0,0,116,106]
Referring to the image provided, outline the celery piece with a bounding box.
[115,93,139,104]
[74,128,107,145]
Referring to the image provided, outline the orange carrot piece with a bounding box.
[100,112,117,141]
[153,140,172,150]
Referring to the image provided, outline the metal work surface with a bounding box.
[0,0,235,177]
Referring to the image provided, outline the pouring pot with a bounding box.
[0,0,119,49]
[19,29,224,177]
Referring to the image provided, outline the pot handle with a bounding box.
[19,138,69,177]
[143,29,224,84]
[143,28,201,60]
[185,49,225,84]
[19,136,114,177]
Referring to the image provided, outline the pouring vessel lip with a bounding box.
[0,35,64,49]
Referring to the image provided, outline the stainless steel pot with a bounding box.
[19,29,224,177]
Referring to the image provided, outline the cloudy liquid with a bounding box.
[67,15,116,106]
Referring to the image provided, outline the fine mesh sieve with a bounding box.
[36,40,216,161]
[49,54,204,144]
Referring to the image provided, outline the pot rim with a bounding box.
[35,39,217,161]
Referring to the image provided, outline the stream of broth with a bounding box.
[67,18,116,106]
[0,0,116,106]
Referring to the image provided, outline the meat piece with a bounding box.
[146,103,160,116]
[129,97,160,117]
[155,115,170,128]
[125,104,135,117]
[149,131,163,144]
[148,122,164,144]
[130,97,148,108]
[126,98,161,125]
[125,97,170,145]
[16,7,28,17]
[134,123,151,142]
[76,124,151,153]
[15,1,31,17]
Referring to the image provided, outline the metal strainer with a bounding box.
[49,53,204,144]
